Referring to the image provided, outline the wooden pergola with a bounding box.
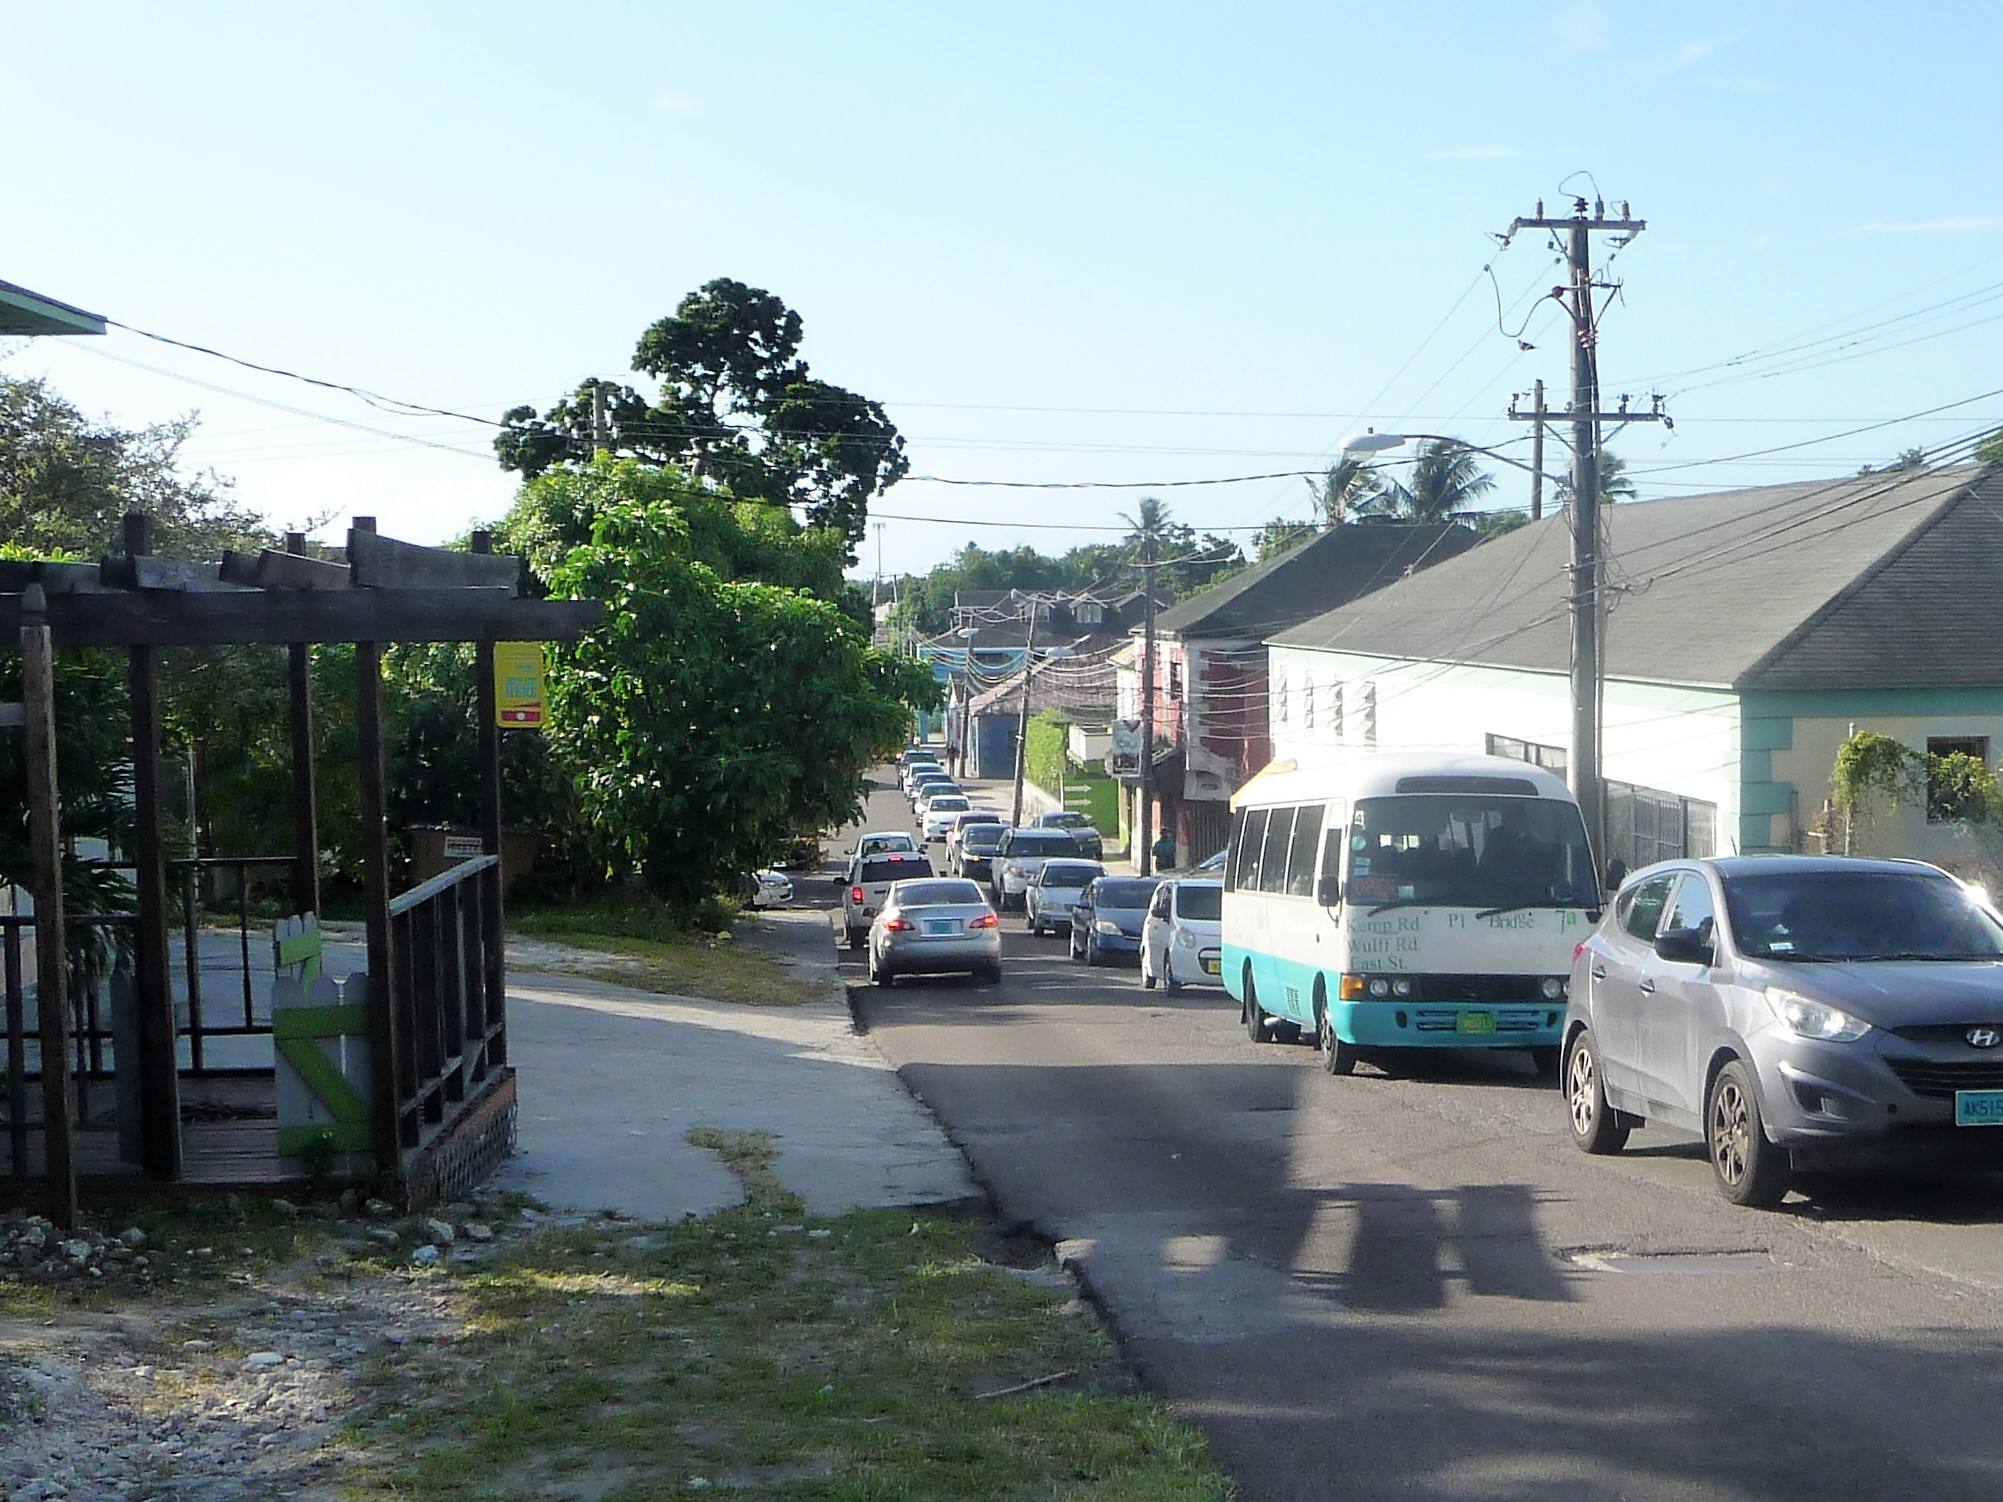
[3,515,601,1226]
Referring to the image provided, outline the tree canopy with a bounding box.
[495,278,905,556]
[1360,440,1497,523]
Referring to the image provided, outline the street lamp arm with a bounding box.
[1340,429,1558,483]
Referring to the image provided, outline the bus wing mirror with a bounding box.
[1316,875,1342,907]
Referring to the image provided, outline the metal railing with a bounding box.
[172,856,299,1073]
[389,855,505,1152]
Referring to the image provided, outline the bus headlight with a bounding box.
[1367,978,1391,998]
[1392,978,1413,998]
[1541,977,1567,1000]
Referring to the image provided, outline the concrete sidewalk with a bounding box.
[489,906,979,1219]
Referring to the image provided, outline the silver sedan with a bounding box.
[868,878,1003,987]
[1564,855,2003,1207]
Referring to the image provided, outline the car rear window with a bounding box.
[1175,884,1222,921]
[860,855,931,884]
[1005,832,1077,857]
[893,880,984,906]
[962,825,1005,851]
[927,796,970,811]
[1040,862,1101,888]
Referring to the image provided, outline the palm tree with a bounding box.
[1121,494,1170,546]
[1555,449,1636,506]
[1305,458,1383,528]
[1366,440,1496,523]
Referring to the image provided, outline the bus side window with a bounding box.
[1259,807,1297,894]
[1224,804,1246,892]
[1284,803,1325,897]
[1237,807,1270,891]
[1320,821,1347,910]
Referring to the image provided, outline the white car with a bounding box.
[855,830,920,860]
[1140,879,1225,992]
[747,869,794,908]
[1025,859,1107,936]
[920,794,974,841]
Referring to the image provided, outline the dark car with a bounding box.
[956,821,1007,882]
[1034,810,1104,861]
[1564,855,2003,1207]
[1068,876,1162,965]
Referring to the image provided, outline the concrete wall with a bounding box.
[1754,689,2003,869]
[1267,646,1743,846]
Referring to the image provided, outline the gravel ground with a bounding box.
[0,1196,607,1502]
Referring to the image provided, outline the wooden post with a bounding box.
[353,518,404,1172]
[21,586,78,1228]
[470,531,507,1071]
[123,514,183,1180]
[285,531,321,916]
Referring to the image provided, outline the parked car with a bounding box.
[1069,876,1162,965]
[868,877,1003,987]
[955,821,1008,882]
[988,828,1087,911]
[920,793,974,841]
[1192,848,1228,875]
[900,760,944,794]
[744,868,794,908]
[842,851,933,951]
[908,773,958,812]
[1025,859,1107,936]
[1564,855,2003,1208]
[1140,879,1224,992]
[854,830,920,860]
[898,746,943,769]
[944,810,1003,868]
[1033,810,1104,861]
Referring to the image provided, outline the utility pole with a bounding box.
[1009,597,1039,829]
[1505,196,1667,873]
[872,521,886,614]
[1137,534,1158,876]
[1528,378,1546,522]
[591,384,610,457]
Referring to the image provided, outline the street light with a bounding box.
[1338,427,1605,875]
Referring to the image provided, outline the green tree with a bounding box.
[496,279,905,555]
[1857,447,1928,477]
[1252,519,1316,561]
[1978,429,2003,465]
[1305,457,1383,527]
[1553,449,1636,509]
[1362,439,1496,523]
[503,459,939,904]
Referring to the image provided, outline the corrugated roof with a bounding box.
[1152,524,1479,640]
[1270,466,1999,690]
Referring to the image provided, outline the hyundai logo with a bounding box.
[1967,1027,2002,1049]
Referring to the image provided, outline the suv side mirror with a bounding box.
[1654,926,1713,966]
[1316,875,1342,907]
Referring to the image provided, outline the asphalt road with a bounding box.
[827,772,2003,1501]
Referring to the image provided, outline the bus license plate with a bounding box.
[1457,1011,1497,1037]
[1955,1090,2003,1126]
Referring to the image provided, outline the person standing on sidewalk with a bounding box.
[1151,828,1177,871]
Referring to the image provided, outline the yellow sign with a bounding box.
[495,641,546,729]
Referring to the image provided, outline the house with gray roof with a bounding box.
[1266,464,2003,870]
[1126,522,1479,860]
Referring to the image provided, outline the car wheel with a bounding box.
[1565,1028,1630,1155]
[870,953,896,989]
[1707,1059,1789,1208]
[1085,933,1101,966]
[1317,1005,1359,1076]
[1141,950,1157,989]
[1164,965,1184,994]
[1244,975,1272,1044]
[1530,1045,1562,1080]
[977,961,1003,986]
[847,928,866,953]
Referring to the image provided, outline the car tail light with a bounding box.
[883,917,915,932]
[969,913,999,929]
[851,886,865,904]
[1572,941,1586,964]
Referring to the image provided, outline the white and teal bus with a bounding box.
[1221,752,1600,1075]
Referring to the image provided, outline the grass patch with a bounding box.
[508,890,809,1006]
[344,1199,1234,1501]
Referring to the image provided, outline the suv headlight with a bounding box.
[1768,989,1870,1042]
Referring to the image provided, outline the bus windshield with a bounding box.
[1345,795,1595,911]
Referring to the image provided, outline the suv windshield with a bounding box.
[1040,863,1100,889]
[1175,884,1222,921]
[1345,795,1596,910]
[1723,869,2003,961]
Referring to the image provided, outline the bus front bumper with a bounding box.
[1334,999,1564,1049]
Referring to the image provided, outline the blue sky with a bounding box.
[4,2,2000,577]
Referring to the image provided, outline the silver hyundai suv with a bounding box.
[1563,855,2003,1207]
